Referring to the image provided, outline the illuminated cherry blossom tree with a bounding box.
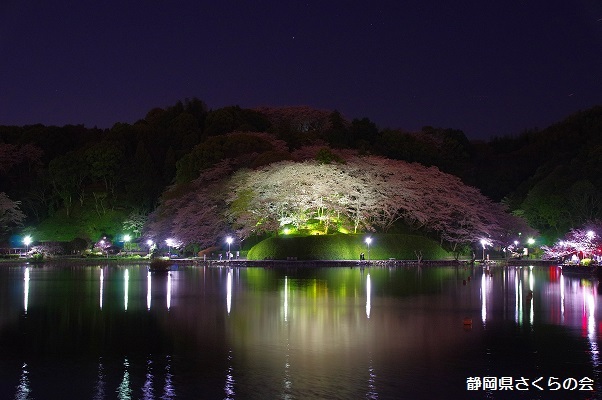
[542,223,602,261]
[225,156,529,250]
[146,154,532,252]
[145,161,231,248]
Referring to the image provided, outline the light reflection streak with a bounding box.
[284,276,288,322]
[529,267,534,326]
[518,280,523,326]
[117,358,132,400]
[142,358,154,400]
[366,273,371,319]
[227,269,232,315]
[224,350,235,400]
[586,289,599,371]
[93,357,105,400]
[100,269,104,310]
[283,276,292,399]
[147,271,152,310]
[24,267,30,314]
[15,363,31,400]
[367,361,377,400]
[560,274,565,323]
[124,269,129,312]
[282,342,292,399]
[514,270,519,324]
[167,272,172,311]
[502,268,506,317]
[481,272,487,324]
[163,355,175,399]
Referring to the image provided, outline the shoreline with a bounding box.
[1,256,559,268]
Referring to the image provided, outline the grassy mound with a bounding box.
[246,234,451,260]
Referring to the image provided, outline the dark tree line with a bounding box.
[1,99,601,244]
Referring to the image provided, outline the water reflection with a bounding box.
[366,273,371,319]
[366,360,377,400]
[100,268,104,310]
[163,355,175,399]
[529,266,535,326]
[281,275,293,399]
[584,283,601,394]
[586,286,599,363]
[147,271,152,310]
[517,272,523,326]
[15,363,31,400]
[142,358,154,399]
[282,342,292,400]
[124,269,129,312]
[561,273,565,322]
[284,275,288,322]
[227,269,232,315]
[117,358,132,399]
[3,265,602,399]
[224,350,235,400]
[167,271,172,311]
[481,270,487,324]
[23,267,29,314]
[94,358,105,400]
[144,271,175,311]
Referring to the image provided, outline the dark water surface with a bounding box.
[0,263,600,399]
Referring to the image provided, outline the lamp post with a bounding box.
[365,237,372,261]
[23,235,32,255]
[480,239,487,261]
[100,238,108,259]
[226,236,233,260]
[146,239,154,255]
[166,238,174,258]
[123,234,131,254]
[527,238,535,259]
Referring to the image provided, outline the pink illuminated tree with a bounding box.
[224,156,529,252]
[145,153,532,253]
[542,223,602,261]
[145,160,231,248]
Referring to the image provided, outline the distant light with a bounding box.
[365,237,372,245]
[166,238,175,247]
[514,240,519,246]
[23,235,32,246]
[527,238,535,245]
[124,234,131,242]
[226,236,233,245]
[587,231,595,239]
[147,239,153,246]
[283,228,290,235]
[480,239,488,247]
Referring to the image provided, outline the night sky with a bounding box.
[1,1,601,140]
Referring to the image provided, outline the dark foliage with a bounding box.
[1,98,600,244]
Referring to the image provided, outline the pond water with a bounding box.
[0,263,600,399]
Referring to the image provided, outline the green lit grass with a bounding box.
[246,233,451,260]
